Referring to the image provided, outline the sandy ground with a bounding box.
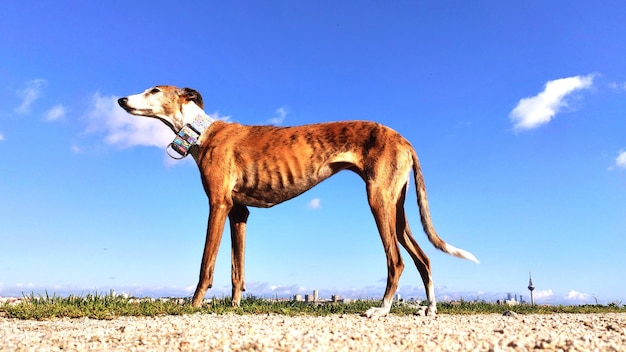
[1,313,625,351]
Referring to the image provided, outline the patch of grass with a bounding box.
[1,291,199,320]
[435,300,625,315]
[1,292,624,320]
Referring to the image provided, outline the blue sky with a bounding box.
[1,1,625,305]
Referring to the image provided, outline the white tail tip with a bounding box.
[444,244,480,264]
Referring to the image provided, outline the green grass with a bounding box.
[435,300,624,315]
[1,291,623,320]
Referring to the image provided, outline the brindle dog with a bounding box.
[118,86,478,317]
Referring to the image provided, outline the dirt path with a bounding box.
[1,313,625,351]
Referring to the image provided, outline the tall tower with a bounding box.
[528,272,535,305]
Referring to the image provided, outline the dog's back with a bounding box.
[195,120,413,208]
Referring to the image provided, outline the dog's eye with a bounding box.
[150,88,161,94]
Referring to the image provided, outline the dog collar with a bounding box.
[167,114,212,159]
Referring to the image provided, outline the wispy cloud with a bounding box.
[607,150,626,171]
[267,106,289,125]
[70,145,84,154]
[85,92,175,149]
[615,151,626,169]
[509,75,594,131]
[307,198,321,210]
[608,81,626,91]
[44,105,66,122]
[0,133,4,141]
[14,79,47,114]
[85,92,230,150]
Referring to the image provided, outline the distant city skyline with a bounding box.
[0,273,608,306]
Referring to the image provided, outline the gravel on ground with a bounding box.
[1,313,625,351]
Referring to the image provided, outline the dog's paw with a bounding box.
[362,306,391,319]
[414,306,428,316]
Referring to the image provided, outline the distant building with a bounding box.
[528,272,536,306]
[302,290,320,302]
[497,293,519,306]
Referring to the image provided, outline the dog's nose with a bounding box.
[117,97,128,107]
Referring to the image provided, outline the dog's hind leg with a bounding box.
[396,213,437,316]
[191,201,232,307]
[392,183,437,315]
[229,204,249,307]
[362,185,404,319]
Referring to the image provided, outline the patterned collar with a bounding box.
[167,114,213,159]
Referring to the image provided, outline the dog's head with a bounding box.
[118,85,205,132]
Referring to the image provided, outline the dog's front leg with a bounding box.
[191,202,232,307]
[228,204,249,307]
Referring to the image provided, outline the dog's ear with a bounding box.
[181,88,204,109]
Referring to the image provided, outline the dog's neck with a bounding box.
[179,102,215,129]
[167,104,215,159]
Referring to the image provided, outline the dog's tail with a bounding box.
[411,150,479,263]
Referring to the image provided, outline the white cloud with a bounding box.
[85,92,174,149]
[70,145,84,154]
[564,290,591,302]
[509,75,594,131]
[14,79,47,114]
[0,133,4,141]
[608,82,626,90]
[267,106,288,125]
[44,104,66,122]
[533,289,554,301]
[85,92,230,150]
[615,151,626,169]
[307,198,321,209]
[15,282,35,288]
